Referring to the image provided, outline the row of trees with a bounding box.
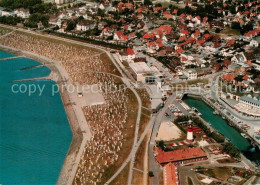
[0,0,58,14]
[0,16,23,25]
[223,142,241,159]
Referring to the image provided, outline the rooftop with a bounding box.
[155,147,207,164]
[129,62,153,74]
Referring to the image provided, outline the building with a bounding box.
[55,0,75,5]
[154,147,207,166]
[43,0,55,3]
[234,95,260,117]
[186,124,194,142]
[119,48,135,62]
[183,69,197,80]
[163,163,179,185]
[76,20,95,31]
[129,62,162,84]
[239,95,260,111]
[14,8,30,18]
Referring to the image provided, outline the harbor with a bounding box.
[183,95,260,167]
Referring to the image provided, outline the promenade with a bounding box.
[0,24,143,185]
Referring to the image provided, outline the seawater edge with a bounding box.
[183,94,258,169]
[0,44,84,185]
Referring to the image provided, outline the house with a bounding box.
[76,20,95,31]
[48,16,62,28]
[183,69,197,80]
[1,9,14,16]
[154,147,207,166]
[250,37,260,47]
[163,163,179,185]
[119,48,135,62]
[222,74,235,83]
[231,52,247,64]
[114,31,124,40]
[14,8,30,18]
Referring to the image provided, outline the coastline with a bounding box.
[0,44,89,185]
[183,94,258,169]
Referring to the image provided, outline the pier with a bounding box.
[12,72,54,82]
[0,56,23,61]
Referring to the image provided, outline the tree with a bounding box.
[231,22,241,30]
[148,171,154,177]
[66,20,76,31]
[223,143,240,159]
[215,28,221,33]
[144,0,152,6]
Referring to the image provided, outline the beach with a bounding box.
[0,25,140,184]
[0,44,88,184]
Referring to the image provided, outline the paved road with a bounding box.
[148,94,178,185]
[178,166,201,185]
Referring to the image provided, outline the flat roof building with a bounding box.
[129,62,162,84]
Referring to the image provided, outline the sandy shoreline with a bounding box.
[0,44,89,185]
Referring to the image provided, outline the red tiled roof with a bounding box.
[148,42,156,47]
[143,34,155,39]
[223,74,235,82]
[176,48,184,54]
[122,35,129,41]
[158,42,164,48]
[159,25,173,34]
[203,33,211,39]
[129,32,135,37]
[243,75,249,80]
[156,38,163,43]
[155,147,207,164]
[126,48,135,55]
[116,31,124,38]
[181,30,189,35]
[163,163,178,185]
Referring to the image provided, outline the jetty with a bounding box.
[12,72,54,82]
[0,56,23,61]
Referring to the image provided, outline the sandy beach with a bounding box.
[0,44,90,184]
[156,121,182,141]
[0,25,140,185]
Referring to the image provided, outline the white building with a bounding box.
[129,62,162,84]
[76,20,95,31]
[14,9,30,18]
[183,69,197,80]
[119,48,135,62]
[239,95,260,111]
[250,37,260,47]
[55,0,75,5]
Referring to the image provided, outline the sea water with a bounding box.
[183,96,260,166]
[0,50,72,184]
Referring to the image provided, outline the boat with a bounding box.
[213,111,219,115]
[241,133,248,139]
[222,116,226,120]
[192,107,202,116]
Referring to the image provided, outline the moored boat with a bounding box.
[241,133,248,139]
